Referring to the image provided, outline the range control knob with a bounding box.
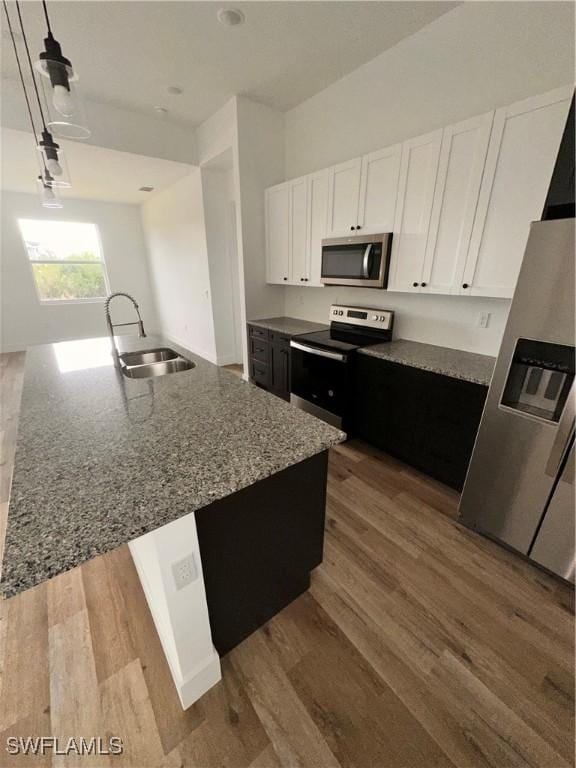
[338,310,344,316]
[372,315,378,321]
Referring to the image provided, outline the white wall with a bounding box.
[282,1,575,356]
[201,158,243,365]
[235,96,286,322]
[141,171,218,363]
[0,191,158,353]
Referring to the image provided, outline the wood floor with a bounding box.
[0,351,574,767]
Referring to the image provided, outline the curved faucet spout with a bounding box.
[105,292,147,360]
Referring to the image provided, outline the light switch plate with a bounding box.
[172,553,198,590]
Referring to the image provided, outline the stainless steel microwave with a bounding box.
[320,233,393,288]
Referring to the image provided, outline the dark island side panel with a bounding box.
[195,450,328,656]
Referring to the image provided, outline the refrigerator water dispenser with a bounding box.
[500,339,575,423]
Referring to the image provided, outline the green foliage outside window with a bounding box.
[32,261,107,301]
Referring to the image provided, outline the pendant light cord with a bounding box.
[15,0,48,132]
[42,0,52,35]
[2,0,45,171]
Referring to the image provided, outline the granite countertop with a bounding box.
[248,316,328,336]
[2,334,344,598]
[359,339,496,386]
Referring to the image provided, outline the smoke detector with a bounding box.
[217,8,245,26]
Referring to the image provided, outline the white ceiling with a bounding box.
[1,127,194,203]
[1,1,457,128]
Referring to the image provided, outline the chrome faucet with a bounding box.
[105,292,146,360]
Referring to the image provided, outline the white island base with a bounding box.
[128,510,221,709]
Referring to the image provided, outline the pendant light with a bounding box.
[2,0,63,208]
[37,171,63,209]
[34,0,90,139]
[14,0,72,188]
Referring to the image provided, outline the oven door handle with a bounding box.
[362,243,373,278]
[290,341,346,362]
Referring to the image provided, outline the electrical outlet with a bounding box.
[171,553,198,591]
[477,312,491,329]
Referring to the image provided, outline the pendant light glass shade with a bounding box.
[35,32,90,140]
[37,174,63,208]
[36,129,71,188]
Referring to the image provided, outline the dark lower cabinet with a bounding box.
[352,355,487,491]
[247,324,291,401]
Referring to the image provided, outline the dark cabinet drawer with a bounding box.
[248,325,269,341]
[250,360,270,388]
[249,336,269,364]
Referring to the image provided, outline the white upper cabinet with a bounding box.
[290,177,309,285]
[307,170,330,286]
[420,112,494,295]
[357,144,402,235]
[462,86,573,298]
[326,158,362,236]
[388,129,443,293]
[265,86,571,297]
[265,183,290,284]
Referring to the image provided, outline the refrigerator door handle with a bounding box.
[546,380,576,478]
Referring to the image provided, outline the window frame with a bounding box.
[18,219,111,306]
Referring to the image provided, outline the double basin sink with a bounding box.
[118,347,195,379]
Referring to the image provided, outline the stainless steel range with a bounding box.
[290,304,394,430]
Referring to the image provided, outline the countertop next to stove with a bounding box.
[360,339,496,387]
[247,317,328,336]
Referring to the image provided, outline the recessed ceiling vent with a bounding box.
[139,186,154,192]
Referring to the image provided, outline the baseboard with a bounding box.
[161,332,218,365]
[177,650,222,709]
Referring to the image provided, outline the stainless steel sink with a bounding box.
[119,347,179,367]
[121,357,195,379]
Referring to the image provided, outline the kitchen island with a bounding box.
[2,334,344,706]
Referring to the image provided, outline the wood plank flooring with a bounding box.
[0,352,573,767]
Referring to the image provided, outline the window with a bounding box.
[18,219,109,303]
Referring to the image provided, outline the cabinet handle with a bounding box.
[356,226,362,230]
[462,283,469,289]
[350,226,355,231]
[412,282,419,287]
[283,277,287,281]
[421,282,427,287]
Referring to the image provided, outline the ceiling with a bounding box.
[1,128,194,203]
[1,1,457,129]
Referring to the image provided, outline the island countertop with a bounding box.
[359,339,496,386]
[2,335,344,598]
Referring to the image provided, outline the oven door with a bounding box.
[321,234,390,288]
[290,341,350,427]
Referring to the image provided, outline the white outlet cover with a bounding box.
[172,553,198,591]
[478,312,491,329]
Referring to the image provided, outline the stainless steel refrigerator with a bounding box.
[459,217,575,582]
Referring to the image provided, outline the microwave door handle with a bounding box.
[362,243,373,278]
[546,380,576,478]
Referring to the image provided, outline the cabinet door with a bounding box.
[265,183,290,284]
[357,144,402,235]
[463,86,572,298]
[327,158,362,236]
[420,112,493,295]
[388,129,443,293]
[290,177,309,285]
[307,170,330,286]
